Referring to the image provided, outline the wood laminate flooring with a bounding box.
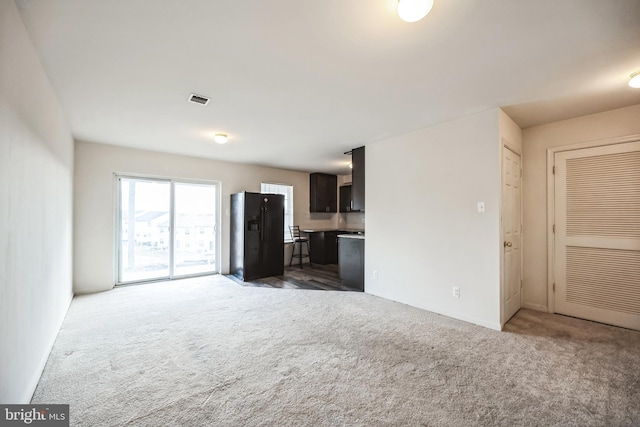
[226,264,359,292]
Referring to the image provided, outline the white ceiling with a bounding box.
[15,0,640,174]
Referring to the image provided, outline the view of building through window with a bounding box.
[118,177,218,283]
[261,183,293,240]
[173,182,217,276]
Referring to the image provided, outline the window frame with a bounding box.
[115,174,221,285]
[261,182,294,241]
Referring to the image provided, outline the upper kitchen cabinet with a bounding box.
[351,146,365,211]
[310,173,337,213]
[339,184,352,213]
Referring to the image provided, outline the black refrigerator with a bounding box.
[230,192,284,281]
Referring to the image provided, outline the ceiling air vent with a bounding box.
[188,93,210,106]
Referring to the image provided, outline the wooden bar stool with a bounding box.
[289,226,310,268]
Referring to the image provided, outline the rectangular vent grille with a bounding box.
[188,93,210,105]
[566,246,640,315]
[566,151,640,238]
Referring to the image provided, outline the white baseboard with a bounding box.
[366,291,502,331]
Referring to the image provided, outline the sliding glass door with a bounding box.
[117,176,219,284]
[173,182,217,276]
[118,178,171,282]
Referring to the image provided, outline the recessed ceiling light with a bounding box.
[213,133,228,144]
[188,93,210,106]
[398,0,434,23]
[629,71,640,88]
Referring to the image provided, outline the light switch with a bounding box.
[477,202,486,213]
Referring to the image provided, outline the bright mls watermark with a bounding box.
[1,405,69,426]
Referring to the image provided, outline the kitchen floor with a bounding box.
[226,264,359,291]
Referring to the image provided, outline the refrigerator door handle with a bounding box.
[260,205,265,242]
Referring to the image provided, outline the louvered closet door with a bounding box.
[554,140,640,330]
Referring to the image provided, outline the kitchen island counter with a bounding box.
[337,234,365,239]
[298,229,363,265]
[302,230,339,265]
[302,228,364,234]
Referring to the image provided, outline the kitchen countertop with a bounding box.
[338,234,365,239]
[302,228,364,233]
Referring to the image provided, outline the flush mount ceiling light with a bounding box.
[213,133,228,144]
[397,0,434,23]
[629,71,640,88]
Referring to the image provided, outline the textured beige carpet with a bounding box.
[32,275,640,426]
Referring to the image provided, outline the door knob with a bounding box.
[504,241,512,247]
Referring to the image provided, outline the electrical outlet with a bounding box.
[372,270,378,280]
[452,287,460,298]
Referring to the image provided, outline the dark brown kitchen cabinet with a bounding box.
[308,231,339,264]
[339,185,352,213]
[339,236,364,291]
[351,146,365,211]
[309,173,337,213]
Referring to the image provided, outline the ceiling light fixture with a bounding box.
[344,151,353,169]
[213,133,228,144]
[397,0,434,23]
[629,71,640,88]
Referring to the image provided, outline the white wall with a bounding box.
[499,109,523,154]
[366,109,502,330]
[74,140,337,293]
[522,104,640,311]
[340,210,365,230]
[0,1,74,403]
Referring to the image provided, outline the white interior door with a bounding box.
[554,141,640,330]
[502,146,522,323]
